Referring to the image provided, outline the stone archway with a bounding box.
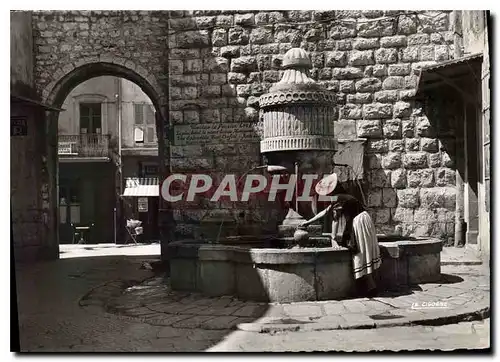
[41,59,165,111]
[41,60,169,256]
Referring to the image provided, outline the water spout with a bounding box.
[215,164,290,243]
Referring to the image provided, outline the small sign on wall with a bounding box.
[11,117,27,136]
[138,197,148,213]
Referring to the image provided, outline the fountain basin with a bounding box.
[167,236,442,302]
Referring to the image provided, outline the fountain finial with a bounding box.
[282,48,312,69]
[269,48,318,92]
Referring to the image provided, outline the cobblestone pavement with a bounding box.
[15,251,490,352]
[100,264,489,333]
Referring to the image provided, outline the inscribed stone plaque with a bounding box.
[174,122,260,146]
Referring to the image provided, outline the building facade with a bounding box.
[459,11,490,262]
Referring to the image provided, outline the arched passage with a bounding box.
[43,61,164,112]
[41,61,169,256]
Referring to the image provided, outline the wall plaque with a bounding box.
[333,140,365,182]
[11,117,27,136]
[173,122,260,146]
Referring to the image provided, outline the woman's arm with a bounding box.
[311,194,318,215]
[331,218,339,241]
[301,204,332,227]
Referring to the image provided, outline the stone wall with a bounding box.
[11,11,34,92]
[167,10,458,239]
[11,11,58,262]
[30,10,463,243]
[32,10,167,105]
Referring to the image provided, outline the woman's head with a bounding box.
[330,193,364,220]
[331,203,344,221]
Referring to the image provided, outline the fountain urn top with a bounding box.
[259,48,337,153]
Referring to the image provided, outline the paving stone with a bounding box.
[400,309,428,322]
[187,329,229,342]
[146,303,195,314]
[228,300,247,308]
[283,304,324,318]
[373,296,414,309]
[434,334,489,350]
[441,281,479,292]
[323,302,348,315]
[179,305,214,315]
[472,319,490,334]
[177,294,215,304]
[151,314,194,327]
[232,304,268,317]
[187,298,217,307]
[442,296,471,307]
[342,300,370,313]
[433,323,474,335]
[197,305,242,316]
[262,305,288,318]
[207,298,234,308]
[424,285,464,299]
[418,283,442,292]
[201,315,241,330]
[156,326,189,339]
[307,315,346,330]
[171,315,216,328]
[340,313,376,328]
[124,307,160,317]
[146,316,183,326]
[362,300,392,312]
[233,317,258,327]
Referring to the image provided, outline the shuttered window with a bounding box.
[134,103,156,144]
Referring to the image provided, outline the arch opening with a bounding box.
[45,62,166,253]
[47,62,163,113]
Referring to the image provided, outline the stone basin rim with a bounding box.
[168,235,442,249]
[167,237,443,264]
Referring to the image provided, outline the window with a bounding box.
[143,164,159,177]
[59,181,81,224]
[80,103,102,134]
[134,103,157,144]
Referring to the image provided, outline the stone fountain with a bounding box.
[258,47,337,240]
[167,48,442,303]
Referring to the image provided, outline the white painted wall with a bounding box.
[57,76,154,148]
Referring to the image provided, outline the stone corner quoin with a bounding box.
[32,10,457,240]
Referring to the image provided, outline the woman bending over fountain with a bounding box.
[300,193,381,297]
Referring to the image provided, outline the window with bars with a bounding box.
[80,103,102,134]
[134,103,157,144]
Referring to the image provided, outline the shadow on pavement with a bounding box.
[13,254,271,352]
[440,273,465,284]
